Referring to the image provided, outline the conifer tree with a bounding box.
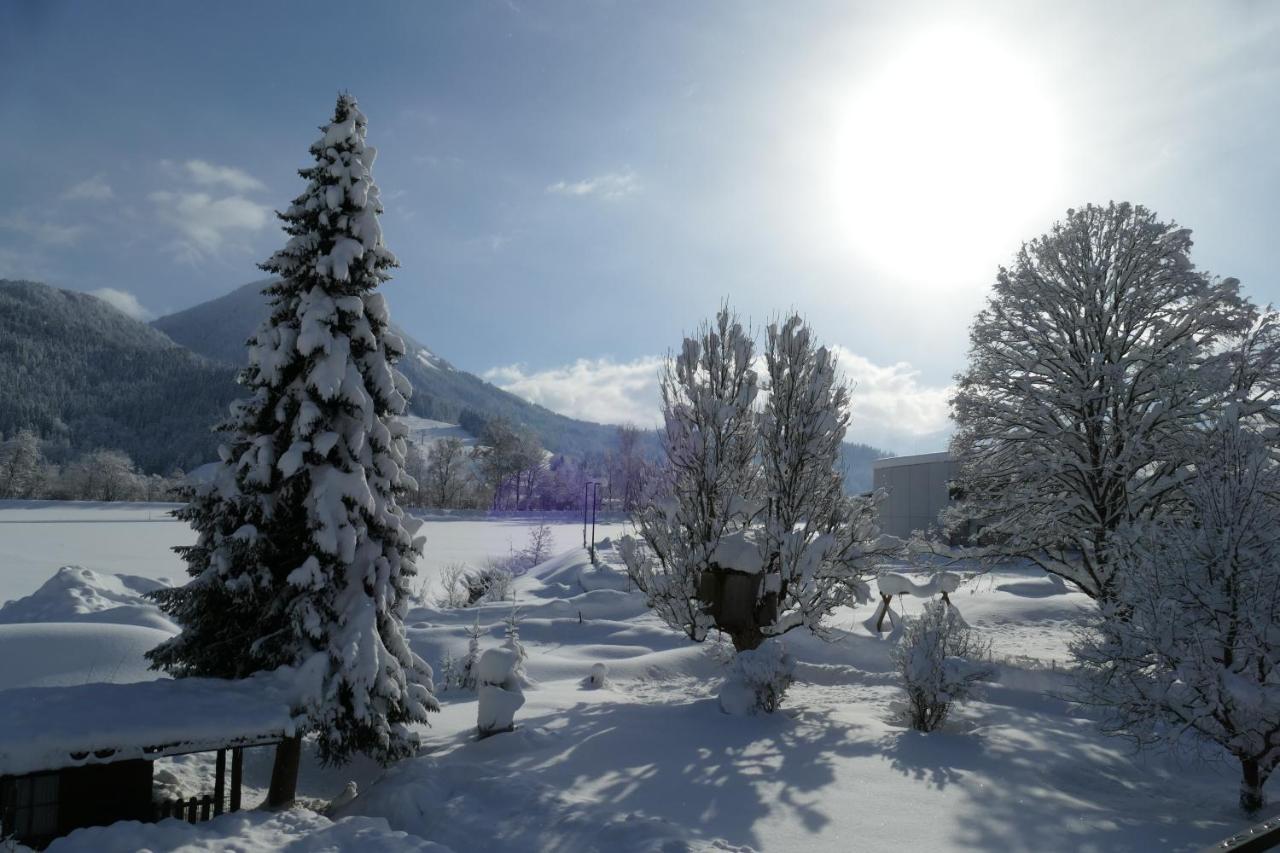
[149,94,437,773]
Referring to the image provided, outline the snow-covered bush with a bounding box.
[622,310,884,658]
[719,637,795,715]
[1075,410,1280,814]
[434,561,513,608]
[473,560,515,603]
[435,563,473,608]
[477,647,525,738]
[893,601,992,732]
[516,523,554,571]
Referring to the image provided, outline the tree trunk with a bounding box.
[729,624,765,652]
[267,735,302,809]
[1241,758,1267,814]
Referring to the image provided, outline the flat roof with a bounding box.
[0,669,304,776]
[871,451,951,471]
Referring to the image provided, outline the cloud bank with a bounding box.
[484,348,954,453]
[484,356,665,428]
[90,287,154,321]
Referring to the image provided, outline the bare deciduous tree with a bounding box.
[950,202,1251,603]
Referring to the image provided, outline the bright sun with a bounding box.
[829,26,1064,281]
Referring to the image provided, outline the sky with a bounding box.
[2,1,1278,454]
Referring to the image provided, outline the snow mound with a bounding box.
[44,807,451,852]
[0,565,177,632]
[0,622,171,690]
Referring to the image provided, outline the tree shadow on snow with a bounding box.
[472,697,883,849]
[878,707,1238,852]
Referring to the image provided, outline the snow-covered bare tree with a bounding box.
[424,436,469,508]
[622,310,883,710]
[0,430,45,498]
[1075,409,1280,813]
[950,202,1251,603]
[622,308,760,649]
[756,315,880,643]
[148,94,437,794]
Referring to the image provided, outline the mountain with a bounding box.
[0,280,239,472]
[153,280,625,457]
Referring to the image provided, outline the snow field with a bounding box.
[0,504,1253,851]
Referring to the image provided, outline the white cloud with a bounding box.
[830,346,954,452]
[62,175,113,201]
[149,159,272,261]
[547,170,640,200]
[484,357,665,427]
[485,347,954,453]
[90,287,154,321]
[149,190,271,260]
[0,214,88,246]
[181,159,266,193]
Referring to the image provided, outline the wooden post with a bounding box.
[230,747,243,812]
[214,748,226,816]
[200,795,212,821]
[267,735,302,808]
[875,593,893,632]
[186,797,198,822]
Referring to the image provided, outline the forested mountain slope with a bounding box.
[0,281,239,472]
[154,279,630,457]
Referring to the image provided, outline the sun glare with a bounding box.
[829,26,1064,282]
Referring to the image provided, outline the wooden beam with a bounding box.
[229,748,243,812]
[214,749,226,816]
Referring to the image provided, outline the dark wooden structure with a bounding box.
[0,673,297,849]
[0,742,266,850]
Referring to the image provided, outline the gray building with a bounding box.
[871,451,955,539]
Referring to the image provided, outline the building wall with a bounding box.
[872,452,955,539]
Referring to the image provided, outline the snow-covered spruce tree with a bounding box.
[949,202,1252,604]
[148,95,437,789]
[1075,409,1280,814]
[622,310,883,712]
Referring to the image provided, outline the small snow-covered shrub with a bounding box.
[719,638,795,715]
[893,601,992,732]
[459,616,483,691]
[477,647,525,738]
[435,563,473,608]
[435,562,514,608]
[502,606,529,685]
[471,561,515,604]
[517,523,554,571]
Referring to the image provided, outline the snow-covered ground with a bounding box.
[0,502,1250,851]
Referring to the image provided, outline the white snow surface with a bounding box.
[0,504,1255,851]
[0,622,172,690]
[43,808,451,852]
[0,666,307,776]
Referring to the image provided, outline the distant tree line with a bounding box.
[402,420,660,513]
[0,429,186,502]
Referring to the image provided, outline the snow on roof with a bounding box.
[0,668,307,776]
[870,451,952,471]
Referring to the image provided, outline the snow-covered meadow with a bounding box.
[0,499,1251,851]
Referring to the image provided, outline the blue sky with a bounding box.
[2,1,1278,452]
